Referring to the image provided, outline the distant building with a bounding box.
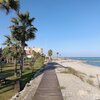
[24,47,43,58]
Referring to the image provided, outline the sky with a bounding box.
[0,0,100,57]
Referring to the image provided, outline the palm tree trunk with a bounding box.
[12,57,14,63]
[14,58,17,77]
[19,56,23,78]
[0,58,2,72]
[0,63,2,73]
[19,44,25,77]
[8,57,10,63]
[22,45,25,70]
[7,58,9,63]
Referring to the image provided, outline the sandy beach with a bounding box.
[55,59,100,100]
[56,59,100,76]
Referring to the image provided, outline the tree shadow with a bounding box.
[2,63,14,68]
[0,82,14,94]
[0,87,14,94]
[0,69,14,78]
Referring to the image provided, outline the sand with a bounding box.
[56,59,100,76]
[55,59,100,100]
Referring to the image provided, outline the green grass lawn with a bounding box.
[0,89,17,100]
[0,56,45,100]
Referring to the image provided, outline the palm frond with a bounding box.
[10,12,37,47]
[11,18,18,25]
[9,0,20,12]
[0,0,20,14]
[3,35,12,46]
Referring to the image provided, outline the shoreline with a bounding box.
[56,58,100,76]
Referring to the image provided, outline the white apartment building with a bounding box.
[24,47,43,58]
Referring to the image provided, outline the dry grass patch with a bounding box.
[60,67,85,81]
[60,86,66,90]
[86,79,94,86]
[60,67,95,86]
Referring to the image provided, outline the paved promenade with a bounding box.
[33,63,63,100]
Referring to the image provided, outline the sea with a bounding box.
[66,57,100,67]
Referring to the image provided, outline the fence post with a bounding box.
[96,74,100,88]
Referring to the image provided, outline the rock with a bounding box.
[78,90,88,96]
[94,94,100,100]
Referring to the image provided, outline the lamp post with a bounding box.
[56,52,59,58]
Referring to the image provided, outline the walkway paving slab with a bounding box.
[33,63,63,100]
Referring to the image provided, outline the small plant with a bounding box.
[78,75,84,82]
[60,67,85,81]
[89,75,95,78]
[60,86,66,90]
[86,79,94,86]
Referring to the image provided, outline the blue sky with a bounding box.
[0,0,100,57]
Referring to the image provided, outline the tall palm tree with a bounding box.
[0,0,20,14]
[10,12,37,77]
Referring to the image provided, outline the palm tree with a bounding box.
[2,35,12,63]
[48,49,53,61]
[10,12,37,77]
[0,0,20,14]
[56,52,59,58]
[32,51,41,61]
[2,46,11,63]
[3,35,12,46]
[3,35,20,76]
[11,43,21,77]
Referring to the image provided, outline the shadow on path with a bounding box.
[33,62,65,79]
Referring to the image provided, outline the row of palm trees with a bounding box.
[48,50,60,59]
[0,1,37,77]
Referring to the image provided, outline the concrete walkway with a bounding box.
[33,63,63,100]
